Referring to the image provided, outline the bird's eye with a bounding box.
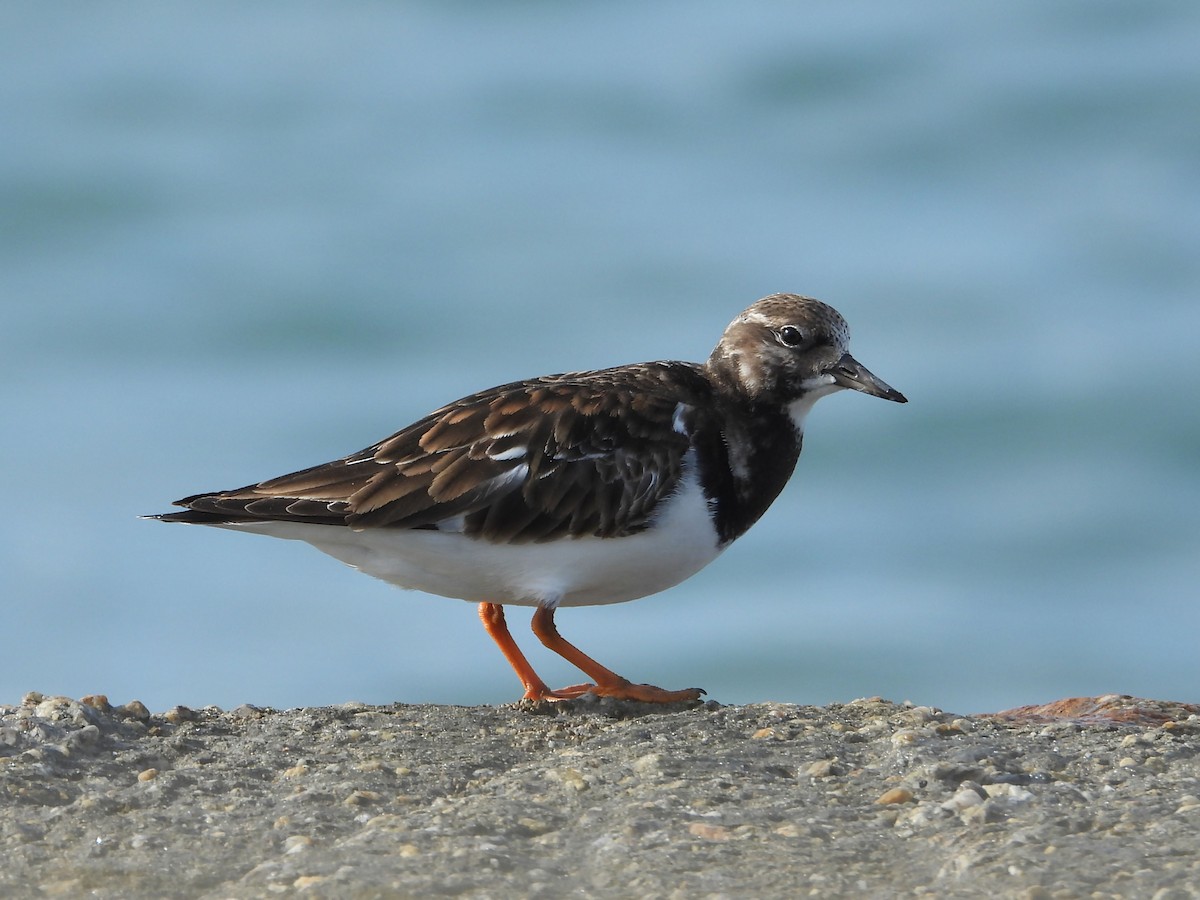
[777,325,805,347]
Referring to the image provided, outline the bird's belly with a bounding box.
[217,474,724,607]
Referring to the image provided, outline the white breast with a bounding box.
[214,468,724,608]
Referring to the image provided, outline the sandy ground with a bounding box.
[2,691,1198,899]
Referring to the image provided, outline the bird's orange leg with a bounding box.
[477,602,585,702]
[530,605,705,703]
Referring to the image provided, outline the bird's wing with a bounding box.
[166,364,707,543]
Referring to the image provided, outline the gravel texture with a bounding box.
[2,691,1199,899]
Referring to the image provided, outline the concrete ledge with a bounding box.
[2,692,1198,898]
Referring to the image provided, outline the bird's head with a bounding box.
[707,293,907,412]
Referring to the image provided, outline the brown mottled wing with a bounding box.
[167,364,708,543]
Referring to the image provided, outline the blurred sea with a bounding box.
[2,3,1197,715]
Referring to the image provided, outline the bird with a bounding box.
[151,293,906,704]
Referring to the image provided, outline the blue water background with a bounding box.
[2,3,1197,714]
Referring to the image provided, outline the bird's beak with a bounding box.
[829,353,907,403]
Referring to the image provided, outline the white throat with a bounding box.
[788,375,844,432]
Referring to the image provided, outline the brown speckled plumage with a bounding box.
[172,364,710,542]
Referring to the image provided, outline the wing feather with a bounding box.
[164,363,712,542]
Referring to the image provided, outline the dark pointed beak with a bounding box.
[829,353,907,403]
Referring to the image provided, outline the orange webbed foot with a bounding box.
[524,679,705,704]
[587,678,705,704]
[521,682,596,702]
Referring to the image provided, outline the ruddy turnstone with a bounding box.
[152,293,906,703]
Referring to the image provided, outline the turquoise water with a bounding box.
[2,4,1197,714]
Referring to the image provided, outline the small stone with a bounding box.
[1117,757,1137,768]
[1150,889,1193,900]
[806,759,838,778]
[905,706,937,723]
[36,878,82,897]
[942,785,985,813]
[163,706,198,725]
[343,789,380,806]
[876,788,914,805]
[1174,796,1200,814]
[890,729,922,747]
[115,700,151,722]
[293,875,325,888]
[688,822,731,841]
[397,843,420,857]
[958,803,992,826]
[65,725,101,749]
[282,765,309,779]
[283,835,314,854]
[137,768,158,782]
[983,784,1034,803]
[517,817,553,836]
[631,753,663,775]
[34,697,88,724]
[363,814,404,831]
[550,768,587,791]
